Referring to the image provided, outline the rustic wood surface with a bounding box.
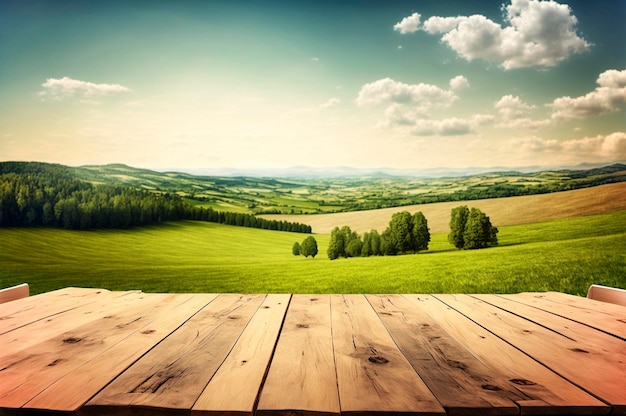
[0,289,624,416]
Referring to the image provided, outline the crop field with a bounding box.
[261,182,626,234]
[2,210,625,296]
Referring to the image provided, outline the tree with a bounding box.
[328,226,361,260]
[292,242,301,256]
[327,227,346,260]
[382,211,430,254]
[345,238,363,258]
[448,206,498,250]
[387,211,413,254]
[301,236,318,258]
[448,205,469,249]
[381,228,397,255]
[463,208,499,249]
[411,211,430,252]
[370,229,382,256]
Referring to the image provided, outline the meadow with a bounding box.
[2,209,624,296]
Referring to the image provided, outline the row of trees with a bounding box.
[325,206,498,260]
[327,211,431,260]
[292,236,319,258]
[0,170,311,233]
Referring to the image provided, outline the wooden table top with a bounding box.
[0,288,624,416]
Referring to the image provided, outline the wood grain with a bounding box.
[192,294,291,416]
[0,290,146,356]
[0,290,622,416]
[471,293,626,411]
[25,294,217,413]
[256,295,339,416]
[0,293,177,409]
[367,294,523,416]
[84,294,266,416]
[433,294,621,414]
[501,292,626,340]
[0,288,115,335]
[405,295,610,415]
[331,294,444,416]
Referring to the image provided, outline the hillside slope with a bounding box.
[260,182,626,234]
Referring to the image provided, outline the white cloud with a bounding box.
[518,132,626,160]
[449,75,470,90]
[422,16,466,34]
[357,76,493,136]
[550,69,626,120]
[494,94,551,129]
[356,77,457,110]
[420,0,590,69]
[410,114,494,136]
[320,98,341,108]
[393,12,421,34]
[39,77,131,100]
[562,132,626,157]
[496,95,535,119]
[518,136,561,152]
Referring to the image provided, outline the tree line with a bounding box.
[326,206,498,259]
[327,211,431,259]
[0,165,311,233]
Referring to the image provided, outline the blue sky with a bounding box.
[1,0,625,171]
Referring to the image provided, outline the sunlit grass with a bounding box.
[1,210,625,296]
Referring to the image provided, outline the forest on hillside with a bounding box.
[0,162,311,233]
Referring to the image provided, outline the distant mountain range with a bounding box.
[166,162,624,179]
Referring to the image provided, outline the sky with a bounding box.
[1,0,625,172]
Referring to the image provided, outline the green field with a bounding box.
[2,210,625,296]
[72,163,626,214]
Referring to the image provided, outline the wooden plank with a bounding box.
[587,285,626,307]
[501,292,626,340]
[192,294,291,416]
[255,295,339,416]
[472,293,626,404]
[330,294,444,416]
[367,294,523,416]
[84,294,267,416]
[0,287,112,335]
[434,294,623,415]
[0,290,149,358]
[0,283,29,304]
[0,293,182,410]
[406,295,610,416]
[24,294,218,413]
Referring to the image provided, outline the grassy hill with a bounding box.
[2,210,625,296]
[262,182,626,234]
[72,162,626,215]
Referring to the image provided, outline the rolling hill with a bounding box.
[259,182,626,234]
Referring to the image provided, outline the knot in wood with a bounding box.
[510,378,537,386]
[368,356,389,364]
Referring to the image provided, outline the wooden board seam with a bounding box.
[493,293,626,342]
[249,294,293,415]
